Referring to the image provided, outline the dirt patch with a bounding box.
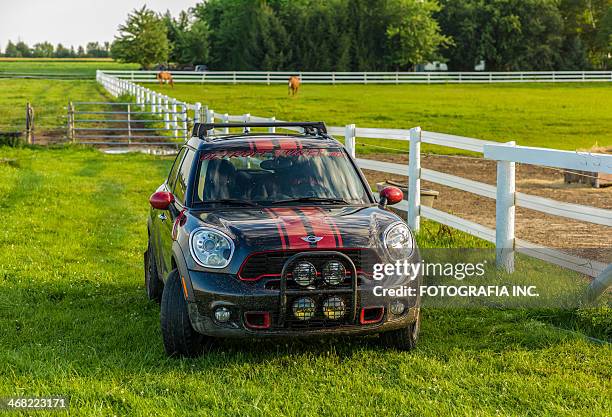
[362,153,611,260]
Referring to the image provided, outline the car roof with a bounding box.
[186,134,343,151]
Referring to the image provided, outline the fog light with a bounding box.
[322,296,346,320]
[322,261,346,285]
[390,302,405,315]
[292,261,316,287]
[293,297,316,320]
[214,307,231,322]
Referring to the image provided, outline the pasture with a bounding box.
[146,82,612,152]
[0,79,108,131]
[0,146,610,416]
[0,58,138,77]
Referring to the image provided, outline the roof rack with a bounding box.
[192,121,328,140]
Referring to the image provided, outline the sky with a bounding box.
[0,0,199,51]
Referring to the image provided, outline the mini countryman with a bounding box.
[145,122,421,357]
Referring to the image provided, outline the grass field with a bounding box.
[0,79,110,131]
[147,82,612,152]
[0,58,138,77]
[0,146,610,416]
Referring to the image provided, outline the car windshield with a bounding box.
[195,147,370,206]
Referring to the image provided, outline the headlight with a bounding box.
[322,261,346,285]
[292,261,316,287]
[322,296,346,319]
[383,222,414,259]
[190,227,234,268]
[293,297,316,320]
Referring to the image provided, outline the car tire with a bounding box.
[160,269,208,357]
[380,312,420,351]
[144,241,163,304]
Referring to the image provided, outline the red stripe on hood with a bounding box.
[297,207,339,249]
[263,208,288,250]
[267,208,310,249]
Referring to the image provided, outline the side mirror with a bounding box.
[149,191,174,210]
[379,186,403,208]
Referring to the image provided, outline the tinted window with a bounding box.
[195,147,370,205]
[173,149,195,204]
[167,148,186,191]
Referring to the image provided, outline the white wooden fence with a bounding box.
[96,70,612,279]
[100,70,612,84]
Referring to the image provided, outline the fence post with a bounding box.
[408,127,421,231]
[25,102,34,144]
[194,102,201,123]
[344,124,356,157]
[182,104,188,141]
[172,100,179,138]
[151,93,157,114]
[206,109,215,135]
[67,101,75,143]
[127,103,132,145]
[495,141,516,273]
[223,113,230,134]
[269,116,276,133]
[163,97,170,130]
[243,113,251,132]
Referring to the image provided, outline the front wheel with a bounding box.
[160,269,210,357]
[380,312,420,351]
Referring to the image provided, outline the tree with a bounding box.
[164,10,210,65]
[4,41,19,57]
[438,0,565,70]
[111,6,170,68]
[77,46,86,57]
[55,43,71,58]
[385,0,451,70]
[15,41,31,57]
[32,42,54,58]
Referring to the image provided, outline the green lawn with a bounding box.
[146,83,612,152]
[0,58,138,77]
[0,79,111,131]
[0,146,610,416]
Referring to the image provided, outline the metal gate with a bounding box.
[67,101,189,147]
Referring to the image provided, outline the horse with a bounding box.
[157,71,174,87]
[288,76,301,96]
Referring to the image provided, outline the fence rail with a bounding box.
[99,70,612,84]
[95,70,612,280]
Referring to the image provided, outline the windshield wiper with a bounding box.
[204,199,260,207]
[271,197,349,205]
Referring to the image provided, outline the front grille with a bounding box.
[239,248,380,281]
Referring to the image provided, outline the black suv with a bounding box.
[145,122,421,357]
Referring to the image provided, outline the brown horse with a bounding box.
[157,71,174,87]
[288,76,301,96]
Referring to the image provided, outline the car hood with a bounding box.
[195,205,401,252]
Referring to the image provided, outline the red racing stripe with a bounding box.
[263,208,288,250]
[297,207,338,249]
[322,208,344,248]
[268,208,310,249]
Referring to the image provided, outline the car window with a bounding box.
[173,149,195,204]
[167,148,186,191]
[195,147,370,204]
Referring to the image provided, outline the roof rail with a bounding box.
[192,121,328,139]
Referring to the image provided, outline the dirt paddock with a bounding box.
[362,153,611,262]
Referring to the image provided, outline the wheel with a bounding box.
[144,241,163,303]
[160,269,209,357]
[380,312,420,351]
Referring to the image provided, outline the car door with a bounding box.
[160,148,196,278]
[151,147,185,277]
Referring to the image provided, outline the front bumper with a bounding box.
[186,250,421,338]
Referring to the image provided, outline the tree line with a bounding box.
[7,0,611,70]
[2,40,111,59]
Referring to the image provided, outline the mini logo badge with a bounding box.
[301,235,323,244]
